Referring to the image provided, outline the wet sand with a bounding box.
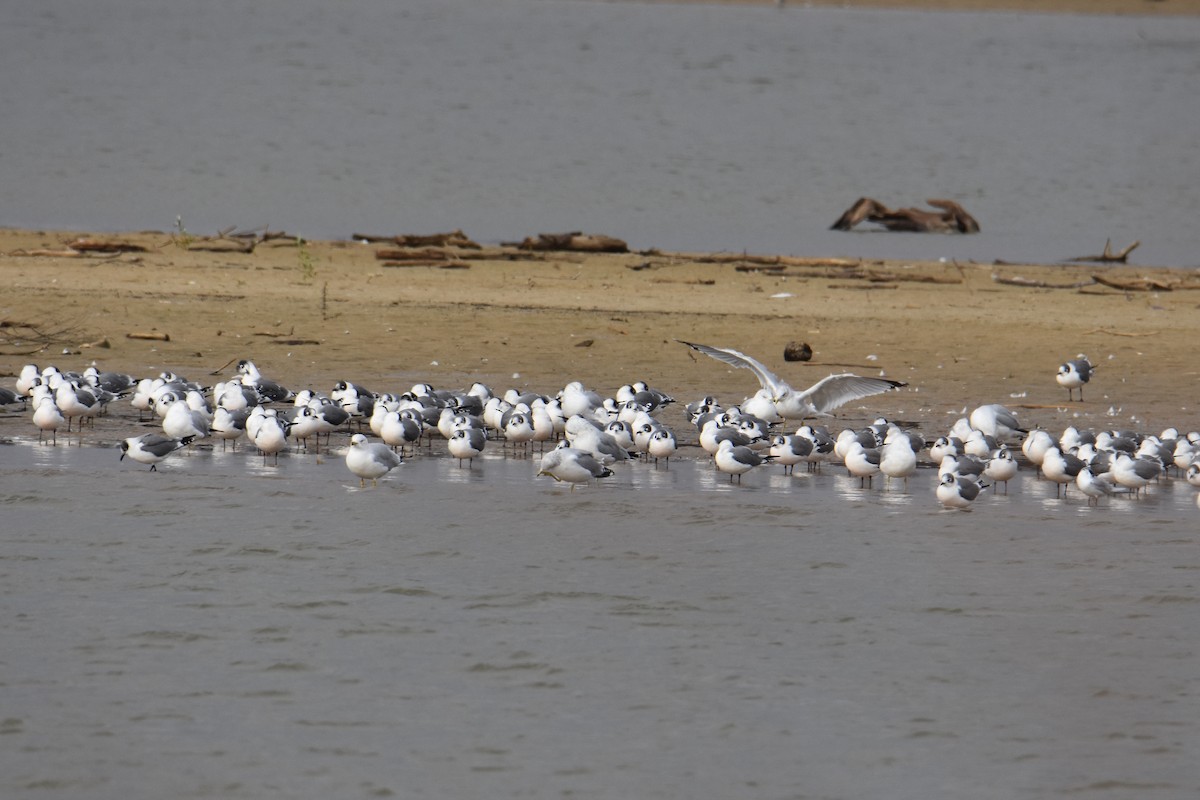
[2,227,1198,444]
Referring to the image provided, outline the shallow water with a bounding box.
[2,431,1198,799]
[2,1,1199,265]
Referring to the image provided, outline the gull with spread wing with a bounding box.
[678,340,906,421]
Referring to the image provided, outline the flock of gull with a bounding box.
[3,343,1199,511]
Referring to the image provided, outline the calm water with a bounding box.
[2,1,1199,265]
[1,423,1198,799]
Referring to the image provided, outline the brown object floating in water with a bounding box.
[831,197,980,234]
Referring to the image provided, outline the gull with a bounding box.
[381,411,423,456]
[678,340,905,420]
[16,364,42,398]
[1185,462,1200,489]
[537,444,614,489]
[968,404,1027,441]
[1056,355,1094,402]
[503,411,536,453]
[699,418,759,456]
[54,382,100,432]
[31,395,65,445]
[251,414,291,465]
[936,472,988,510]
[1076,467,1128,506]
[559,381,606,419]
[769,434,812,475]
[714,439,774,483]
[1042,447,1085,498]
[605,420,636,452]
[879,429,918,489]
[448,428,487,467]
[842,440,881,488]
[646,428,678,467]
[161,395,211,442]
[345,433,404,487]
[795,425,835,471]
[1110,453,1163,497]
[1021,429,1056,475]
[120,434,195,471]
[983,446,1019,494]
[564,415,630,464]
[0,387,23,410]
[237,359,295,403]
[82,366,135,395]
[210,406,249,450]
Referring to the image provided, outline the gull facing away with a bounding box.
[677,340,906,420]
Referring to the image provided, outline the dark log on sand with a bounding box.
[516,232,629,253]
[68,238,149,253]
[353,230,481,249]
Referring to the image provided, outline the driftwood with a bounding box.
[831,197,980,234]
[1084,328,1160,337]
[126,331,170,341]
[381,261,470,270]
[702,254,859,269]
[516,232,629,253]
[1091,274,1180,292]
[16,248,89,258]
[0,319,87,355]
[353,230,480,249]
[68,238,149,253]
[182,226,293,253]
[1067,239,1140,264]
[374,247,459,261]
[992,274,1098,290]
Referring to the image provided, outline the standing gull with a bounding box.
[345,433,404,487]
[936,472,988,510]
[120,434,195,471]
[1056,355,1094,402]
[677,340,905,420]
[714,439,774,484]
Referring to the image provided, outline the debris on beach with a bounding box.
[515,232,629,253]
[1066,238,1140,264]
[352,230,481,249]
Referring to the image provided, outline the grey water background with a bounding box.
[2,0,1199,266]
[1,434,1198,799]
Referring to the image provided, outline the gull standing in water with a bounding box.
[936,472,988,510]
[714,439,774,484]
[537,443,614,489]
[120,434,195,471]
[448,428,487,467]
[677,341,905,420]
[345,433,404,487]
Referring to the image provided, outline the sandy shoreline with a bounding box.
[2,227,1198,450]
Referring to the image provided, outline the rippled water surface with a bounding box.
[2,433,1198,798]
[2,0,1199,265]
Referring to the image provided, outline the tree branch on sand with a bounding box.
[1066,239,1140,264]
